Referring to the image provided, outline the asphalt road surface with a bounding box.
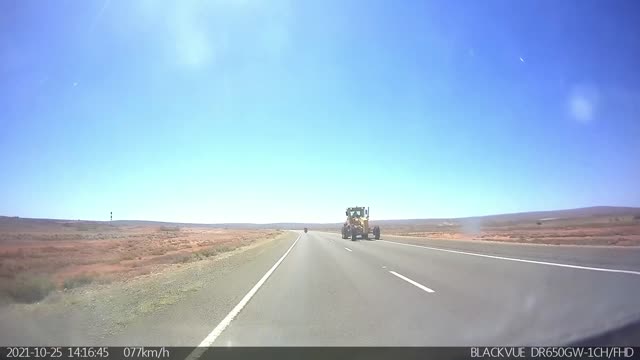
[204,231,640,347]
[6,231,640,347]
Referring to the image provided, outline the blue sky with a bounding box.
[1,0,639,223]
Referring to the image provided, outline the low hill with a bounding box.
[3,206,639,230]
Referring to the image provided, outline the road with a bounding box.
[4,231,640,347]
[203,231,640,346]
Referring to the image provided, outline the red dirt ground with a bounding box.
[384,216,640,246]
[0,219,281,297]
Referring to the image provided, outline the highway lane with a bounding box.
[207,231,640,346]
[210,230,448,346]
[381,234,640,272]
[347,236,640,344]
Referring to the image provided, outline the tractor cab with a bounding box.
[346,207,368,219]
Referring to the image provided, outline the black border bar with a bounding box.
[2,347,639,360]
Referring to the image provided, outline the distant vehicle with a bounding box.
[341,206,380,241]
[304,227,308,233]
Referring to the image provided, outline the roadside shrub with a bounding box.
[76,224,93,231]
[150,248,167,256]
[63,274,94,289]
[217,245,234,253]
[106,258,121,265]
[159,226,180,232]
[120,253,135,261]
[161,252,193,264]
[191,253,205,261]
[197,248,218,258]
[0,274,55,303]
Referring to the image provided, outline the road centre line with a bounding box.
[379,240,640,276]
[344,247,353,252]
[389,271,435,293]
[186,234,301,360]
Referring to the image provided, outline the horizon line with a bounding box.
[2,205,639,226]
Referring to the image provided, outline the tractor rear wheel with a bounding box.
[373,226,380,240]
[351,231,356,241]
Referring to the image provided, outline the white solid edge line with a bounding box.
[344,247,353,252]
[185,234,301,360]
[379,240,640,276]
[389,271,435,293]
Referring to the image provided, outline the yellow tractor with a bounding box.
[341,206,381,241]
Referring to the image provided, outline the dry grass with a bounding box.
[63,274,94,289]
[0,219,282,303]
[0,274,56,303]
[158,226,181,232]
